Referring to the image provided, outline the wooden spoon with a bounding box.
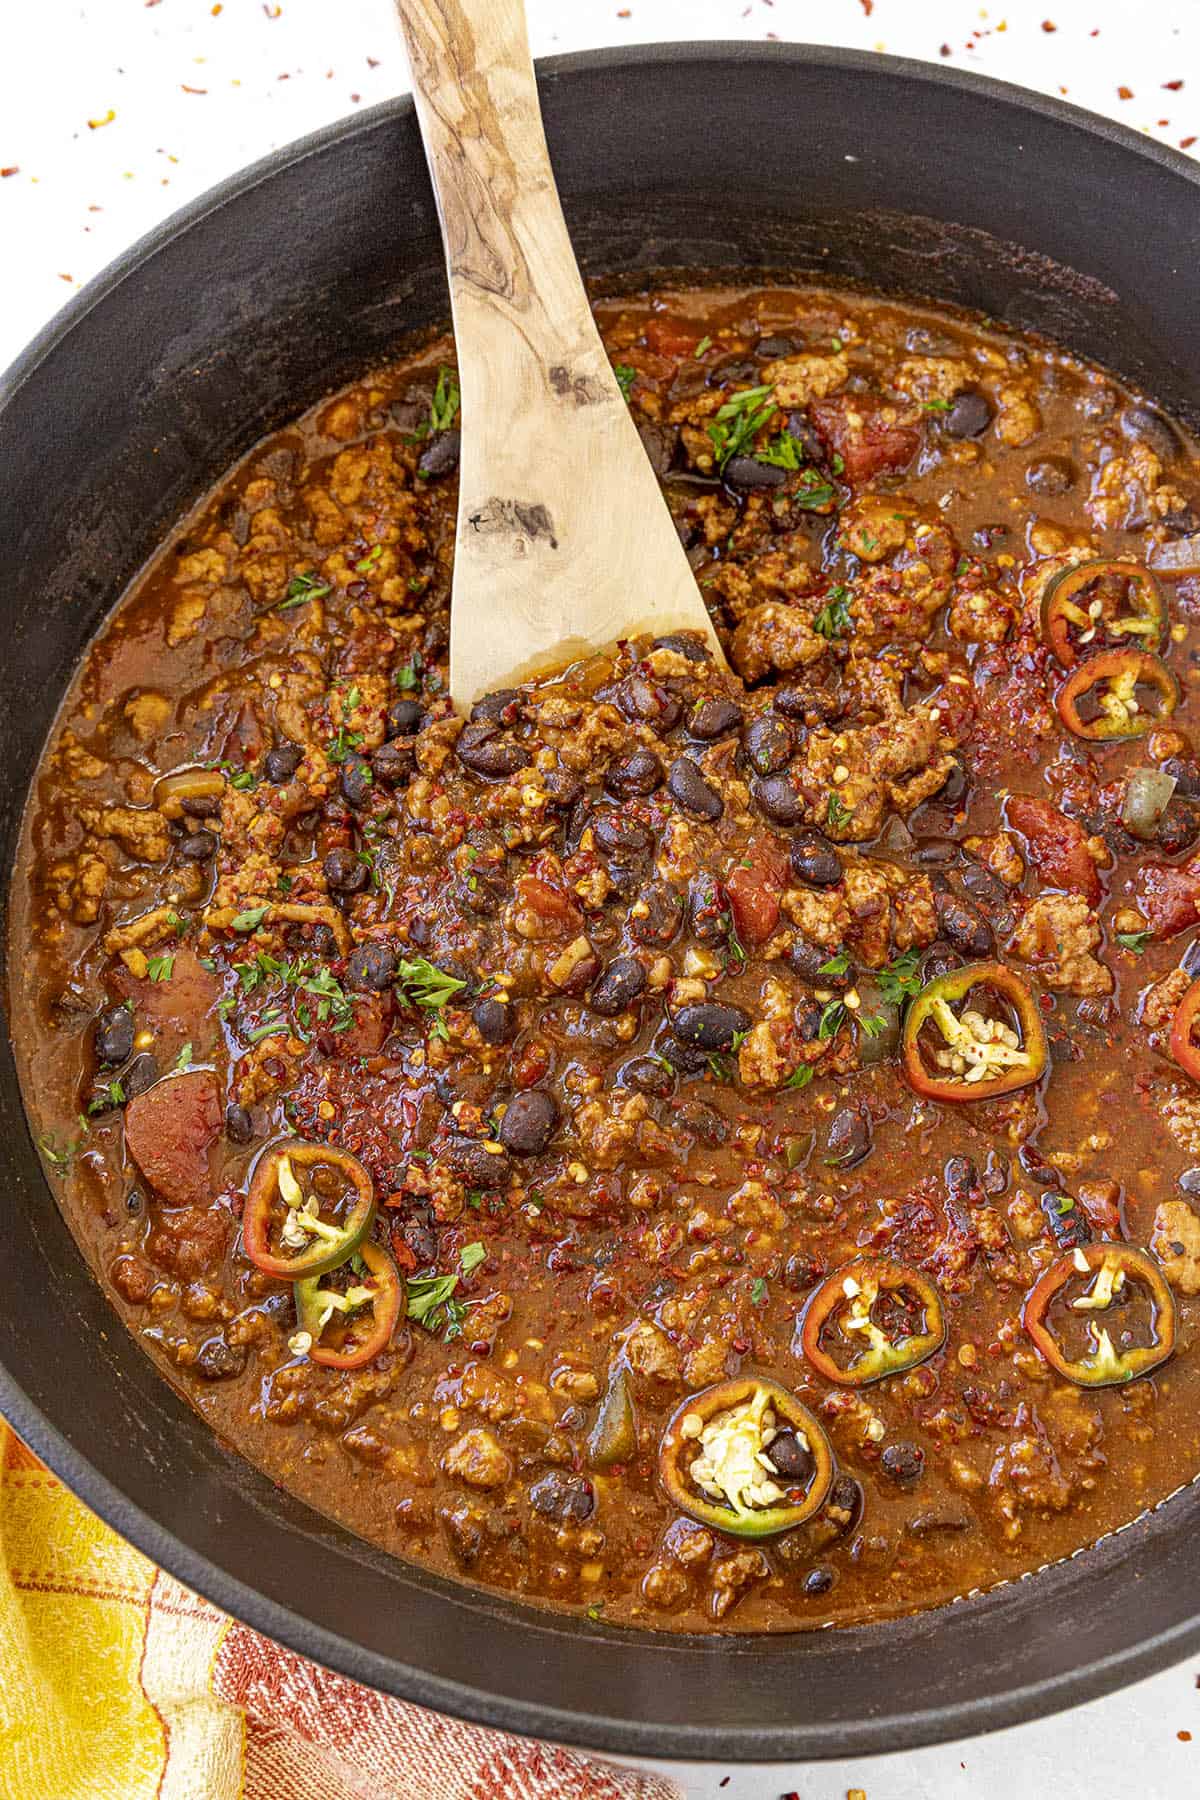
[393,0,725,711]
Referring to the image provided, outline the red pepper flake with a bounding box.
[1164,79,1185,91]
[87,109,116,130]
[1180,1730,1193,1742]
[859,0,874,14]
[211,2,222,11]
[1117,86,1134,101]
[1183,136,1197,149]
[181,85,208,95]
[57,273,74,284]
[617,6,631,14]
[1041,18,1056,29]
[939,42,952,56]
[366,56,380,67]
[0,166,18,178]
[263,2,281,15]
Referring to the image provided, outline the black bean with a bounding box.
[323,846,369,893]
[724,454,788,491]
[756,334,799,359]
[470,689,521,724]
[671,1002,751,1051]
[417,428,460,478]
[825,1103,872,1168]
[1163,755,1200,799]
[943,389,993,439]
[543,768,583,810]
[615,676,682,732]
[783,1251,823,1292]
[195,1337,246,1381]
[656,1034,711,1075]
[387,697,424,738]
[938,762,970,807]
[790,832,842,887]
[1041,1190,1091,1250]
[224,1102,254,1145]
[1018,1144,1061,1187]
[788,934,848,986]
[906,1511,972,1536]
[753,772,805,825]
[529,1471,595,1522]
[456,720,525,779]
[340,754,374,808]
[605,748,665,799]
[960,859,1005,905]
[593,810,652,857]
[880,1441,925,1484]
[444,1135,510,1188]
[346,942,397,991]
[689,872,728,944]
[667,756,723,821]
[181,793,221,819]
[675,1099,728,1145]
[372,741,415,787]
[499,1089,559,1156]
[742,713,794,775]
[1121,404,1182,462]
[936,893,994,958]
[913,835,960,867]
[802,1567,835,1597]
[652,632,711,663]
[472,996,517,1044]
[619,1056,675,1097]
[765,1430,815,1483]
[1025,455,1074,496]
[944,1155,978,1202]
[710,356,759,385]
[629,885,683,947]
[95,1003,135,1066]
[638,423,678,478]
[124,1053,159,1099]
[827,1475,864,1531]
[797,1006,825,1042]
[590,956,647,1015]
[179,829,217,861]
[690,696,742,740]
[264,741,303,783]
[784,412,828,464]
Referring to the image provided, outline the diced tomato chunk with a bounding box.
[125,1068,223,1209]
[1135,857,1200,940]
[725,834,790,946]
[809,395,922,484]
[1005,795,1102,906]
[643,317,699,359]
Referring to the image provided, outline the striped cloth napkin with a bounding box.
[0,1422,681,1800]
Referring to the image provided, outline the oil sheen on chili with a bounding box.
[13,282,1200,1634]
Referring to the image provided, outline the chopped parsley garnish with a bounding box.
[87,1080,126,1115]
[858,1014,887,1039]
[146,953,175,982]
[227,770,257,792]
[245,1013,287,1044]
[707,383,777,470]
[396,956,467,1013]
[613,363,637,401]
[172,1041,194,1072]
[460,1242,486,1276]
[783,1065,815,1091]
[38,1133,83,1175]
[812,588,852,638]
[394,660,420,691]
[693,334,713,357]
[354,545,383,574]
[757,430,804,471]
[876,947,924,1006]
[345,684,361,712]
[1117,930,1151,955]
[792,474,838,512]
[280,569,331,609]
[826,793,853,830]
[922,397,952,412]
[326,725,364,764]
[725,915,747,967]
[230,906,269,933]
[819,950,850,977]
[1055,1195,1076,1216]
[830,336,844,352]
[706,1053,733,1083]
[750,1276,768,1306]
[430,365,461,433]
[405,1271,459,1328]
[817,1000,846,1041]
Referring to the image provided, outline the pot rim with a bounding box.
[3,41,1200,1764]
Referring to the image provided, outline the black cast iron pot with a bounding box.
[2,44,1199,1763]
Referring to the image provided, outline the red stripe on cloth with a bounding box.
[213,1623,681,1800]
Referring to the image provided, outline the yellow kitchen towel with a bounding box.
[0,1422,680,1800]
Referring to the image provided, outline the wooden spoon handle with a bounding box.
[394,0,724,708]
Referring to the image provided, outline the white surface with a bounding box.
[2,1,1199,1793]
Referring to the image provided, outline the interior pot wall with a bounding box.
[2,49,1200,1762]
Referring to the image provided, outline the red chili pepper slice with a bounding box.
[1022,1242,1175,1387]
[243,1140,375,1280]
[1169,977,1200,1082]
[901,962,1048,1102]
[1040,559,1166,668]
[292,1240,405,1370]
[1056,648,1179,742]
[658,1378,834,1539]
[797,1259,946,1386]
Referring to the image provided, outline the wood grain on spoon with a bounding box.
[393,0,724,711]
